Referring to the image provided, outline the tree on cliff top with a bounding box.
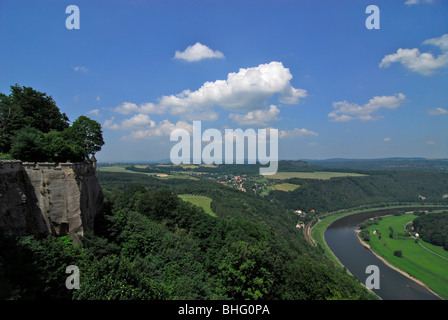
[0,84,104,162]
[0,84,69,153]
[69,115,105,160]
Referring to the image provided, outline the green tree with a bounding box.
[9,127,46,161]
[69,115,104,160]
[0,84,69,152]
[43,130,84,162]
[217,241,274,300]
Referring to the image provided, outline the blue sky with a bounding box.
[1,0,447,162]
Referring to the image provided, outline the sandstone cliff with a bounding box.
[0,160,103,243]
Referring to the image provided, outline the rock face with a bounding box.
[0,160,103,243]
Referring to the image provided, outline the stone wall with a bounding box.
[0,160,103,243]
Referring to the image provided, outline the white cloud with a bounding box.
[229,105,280,126]
[159,61,307,115]
[384,137,391,142]
[174,42,225,62]
[114,102,166,115]
[379,34,448,76]
[87,109,101,117]
[123,120,193,140]
[427,140,436,145]
[103,117,120,130]
[329,93,406,122]
[103,114,155,130]
[405,0,433,5]
[74,66,89,73]
[111,61,307,122]
[121,114,155,130]
[278,128,318,139]
[427,107,448,116]
[423,34,448,51]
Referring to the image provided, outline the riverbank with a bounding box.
[355,229,444,300]
[319,205,448,300]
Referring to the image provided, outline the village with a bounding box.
[294,209,316,229]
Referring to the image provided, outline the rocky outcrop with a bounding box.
[0,160,103,243]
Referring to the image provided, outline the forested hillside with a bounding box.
[0,171,375,300]
[413,211,448,250]
[269,170,448,212]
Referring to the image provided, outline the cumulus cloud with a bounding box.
[229,105,280,126]
[103,114,155,130]
[379,34,448,75]
[278,128,318,139]
[405,0,433,5]
[103,117,120,130]
[329,93,406,122]
[427,107,448,116]
[87,109,101,117]
[159,61,307,115]
[384,137,391,142]
[111,62,307,121]
[122,120,193,140]
[174,42,224,62]
[114,102,166,115]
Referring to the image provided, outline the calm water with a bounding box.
[324,209,441,300]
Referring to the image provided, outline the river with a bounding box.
[324,208,442,300]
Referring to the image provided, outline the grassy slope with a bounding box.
[179,194,217,217]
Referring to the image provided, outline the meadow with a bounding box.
[365,212,448,299]
[98,165,198,180]
[178,194,217,217]
[265,171,367,180]
[260,182,300,195]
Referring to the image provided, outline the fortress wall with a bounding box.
[0,160,103,242]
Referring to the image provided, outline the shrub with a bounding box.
[393,250,402,258]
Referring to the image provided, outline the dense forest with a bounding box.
[413,212,448,250]
[268,170,448,212]
[0,171,374,300]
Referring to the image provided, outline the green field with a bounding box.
[98,165,198,180]
[364,213,448,299]
[261,182,300,196]
[98,165,159,176]
[179,194,216,217]
[273,183,300,191]
[265,171,367,180]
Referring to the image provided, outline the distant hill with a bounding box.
[304,158,448,172]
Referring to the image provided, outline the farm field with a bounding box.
[273,183,300,191]
[265,171,367,180]
[261,183,300,195]
[364,213,448,299]
[179,194,216,217]
[98,165,198,180]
